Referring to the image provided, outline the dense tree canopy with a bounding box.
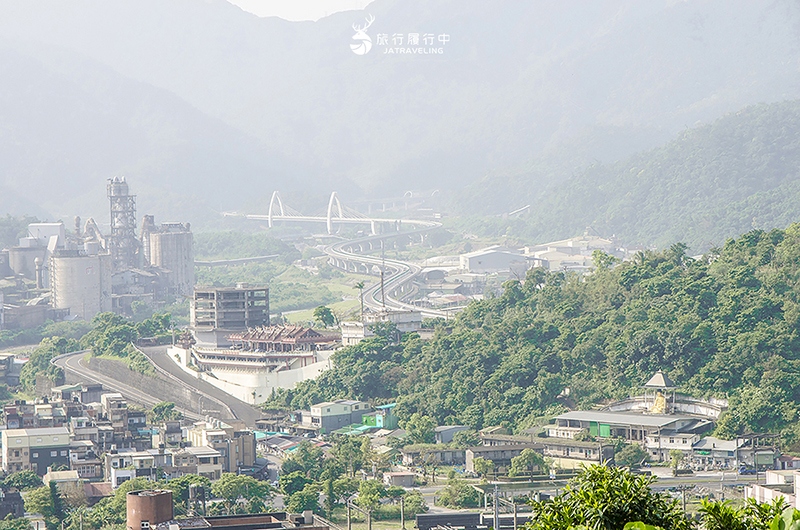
[455,99,800,252]
[268,224,800,448]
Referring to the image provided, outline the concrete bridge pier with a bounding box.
[371,220,377,236]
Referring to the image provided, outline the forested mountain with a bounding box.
[268,225,800,450]
[456,100,800,252]
[0,0,799,223]
[0,39,307,227]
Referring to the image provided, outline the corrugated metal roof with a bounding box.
[555,410,693,428]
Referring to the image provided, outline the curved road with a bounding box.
[54,348,265,427]
[139,346,264,427]
[324,223,452,319]
[54,350,203,421]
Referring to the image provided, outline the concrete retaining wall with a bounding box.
[166,346,332,405]
[64,356,226,416]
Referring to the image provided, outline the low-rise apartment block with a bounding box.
[1,427,70,475]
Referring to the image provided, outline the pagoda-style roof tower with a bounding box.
[643,370,676,390]
[642,370,677,414]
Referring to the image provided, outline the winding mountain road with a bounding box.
[53,348,265,427]
[138,345,264,426]
[52,350,203,421]
[324,223,453,319]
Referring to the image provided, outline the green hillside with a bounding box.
[456,100,800,252]
[268,224,800,450]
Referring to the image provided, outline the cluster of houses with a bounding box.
[0,381,258,507]
[252,371,785,490]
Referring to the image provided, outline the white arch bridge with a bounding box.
[243,191,451,319]
[244,191,438,235]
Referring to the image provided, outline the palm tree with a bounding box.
[354,281,366,320]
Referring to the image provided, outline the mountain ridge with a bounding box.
[1,0,799,223]
[455,99,800,252]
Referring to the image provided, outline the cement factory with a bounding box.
[0,177,194,327]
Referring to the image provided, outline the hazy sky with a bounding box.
[226,0,376,21]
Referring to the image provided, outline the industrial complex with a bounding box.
[0,177,194,326]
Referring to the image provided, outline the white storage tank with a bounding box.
[50,252,112,320]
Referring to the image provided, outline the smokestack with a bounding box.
[74,216,81,238]
[34,257,43,289]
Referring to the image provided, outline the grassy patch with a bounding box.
[285,299,360,325]
[87,350,157,377]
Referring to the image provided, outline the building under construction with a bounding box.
[190,284,268,347]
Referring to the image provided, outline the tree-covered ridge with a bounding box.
[194,232,299,263]
[269,225,800,449]
[456,99,800,252]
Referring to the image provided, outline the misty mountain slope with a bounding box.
[460,100,800,252]
[0,0,797,200]
[0,40,305,226]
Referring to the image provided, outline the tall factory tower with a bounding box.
[107,176,139,270]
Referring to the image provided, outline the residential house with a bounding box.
[300,400,372,435]
[152,421,184,448]
[746,469,800,509]
[0,489,24,519]
[186,420,256,473]
[69,440,103,480]
[362,404,399,430]
[100,393,128,435]
[400,446,465,466]
[384,472,415,488]
[434,426,470,445]
[465,444,543,473]
[1,427,70,475]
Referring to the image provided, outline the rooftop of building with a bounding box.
[434,425,468,432]
[312,399,367,408]
[466,443,543,453]
[182,446,222,457]
[43,470,80,483]
[51,384,82,392]
[3,426,70,437]
[193,285,268,293]
[461,245,522,258]
[554,410,699,428]
[229,325,324,343]
[692,436,742,452]
[643,370,676,389]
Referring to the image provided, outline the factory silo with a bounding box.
[50,249,112,320]
[145,222,194,296]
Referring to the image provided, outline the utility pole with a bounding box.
[380,240,386,308]
[401,495,406,530]
[513,500,517,530]
[682,484,686,512]
[493,484,499,530]
[348,500,371,530]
